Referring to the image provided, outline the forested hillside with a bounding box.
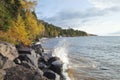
[0,0,45,45]
[41,20,88,37]
[0,0,88,46]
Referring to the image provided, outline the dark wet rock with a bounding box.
[15,55,31,64]
[38,57,44,62]
[48,57,60,64]
[49,60,63,75]
[14,54,35,69]
[43,69,56,80]
[17,48,32,54]
[16,45,32,54]
[0,42,18,61]
[38,62,47,70]
[4,65,47,80]
[38,53,52,65]
[16,48,39,68]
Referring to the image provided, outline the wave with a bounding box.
[52,39,72,80]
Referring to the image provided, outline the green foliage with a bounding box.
[0,3,11,31]
[41,21,88,37]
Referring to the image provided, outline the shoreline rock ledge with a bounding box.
[0,41,67,80]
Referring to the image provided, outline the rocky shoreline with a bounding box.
[0,40,68,80]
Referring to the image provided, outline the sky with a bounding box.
[35,0,120,36]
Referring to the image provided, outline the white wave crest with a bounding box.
[53,39,71,80]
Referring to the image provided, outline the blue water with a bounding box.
[42,36,120,80]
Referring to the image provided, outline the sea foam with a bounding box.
[52,39,71,80]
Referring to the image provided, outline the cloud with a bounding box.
[42,6,119,27]
[89,0,120,9]
[44,8,103,21]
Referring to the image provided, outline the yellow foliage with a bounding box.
[0,14,31,45]
[25,11,45,40]
[0,0,45,46]
[10,14,31,45]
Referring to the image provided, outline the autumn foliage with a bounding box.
[0,0,88,46]
[0,0,45,46]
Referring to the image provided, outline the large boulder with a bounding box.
[4,65,47,80]
[0,42,18,61]
[49,60,63,75]
[16,46,40,68]
[38,53,51,66]
[0,42,17,69]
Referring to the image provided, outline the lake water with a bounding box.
[42,36,120,80]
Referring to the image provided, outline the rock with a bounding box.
[43,69,56,80]
[49,60,63,75]
[0,69,6,80]
[26,50,40,68]
[0,53,7,69]
[21,61,33,69]
[13,58,21,64]
[15,55,31,64]
[38,57,47,65]
[38,62,47,70]
[14,54,38,69]
[16,45,32,54]
[0,53,16,69]
[42,54,51,62]
[2,60,16,69]
[0,41,67,80]
[48,57,60,64]
[17,48,32,54]
[0,42,18,61]
[52,60,63,67]
[15,46,41,69]
[31,42,44,56]
[4,65,47,80]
